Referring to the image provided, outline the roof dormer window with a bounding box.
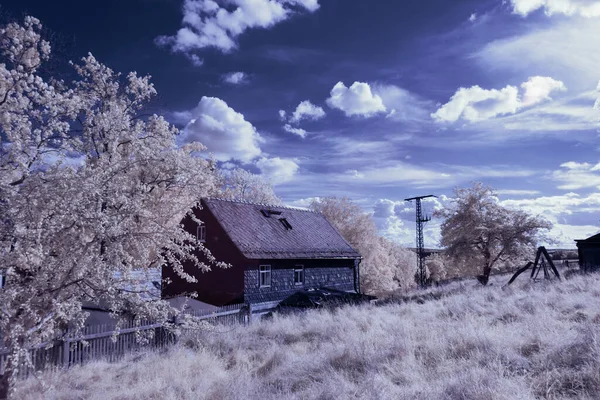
[279,217,293,230]
[261,209,282,218]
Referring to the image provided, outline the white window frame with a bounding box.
[197,224,206,242]
[259,265,271,288]
[294,265,304,285]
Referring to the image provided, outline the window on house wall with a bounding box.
[259,265,271,287]
[294,265,304,285]
[197,224,206,242]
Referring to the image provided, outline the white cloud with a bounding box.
[256,156,299,184]
[331,162,535,188]
[476,19,600,91]
[496,189,542,196]
[187,53,204,67]
[489,90,597,132]
[510,0,600,17]
[220,161,237,170]
[371,83,433,123]
[432,76,567,123]
[286,197,319,209]
[178,96,263,162]
[431,85,520,123]
[371,197,449,247]
[283,124,307,138]
[289,100,326,123]
[469,13,477,22]
[278,109,286,120]
[520,76,566,107]
[345,169,365,179]
[500,192,600,245]
[326,81,387,117]
[551,161,600,189]
[222,71,248,84]
[156,0,320,60]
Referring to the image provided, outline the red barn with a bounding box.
[162,198,361,306]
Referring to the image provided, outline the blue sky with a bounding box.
[7,0,600,248]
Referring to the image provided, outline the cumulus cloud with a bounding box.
[156,0,320,62]
[469,13,477,22]
[510,0,600,17]
[256,156,299,184]
[520,76,567,107]
[222,71,248,84]
[178,96,263,162]
[326,81,387,117]
[431,85,520,123]
[432,76,566,123]
[278,100,325,138]
[283,124,307,138]
[289,100,326,123]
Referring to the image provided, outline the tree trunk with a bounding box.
[0,371,9,400]
[478,259,492,286]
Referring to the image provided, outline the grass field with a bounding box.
[16,273,600,399]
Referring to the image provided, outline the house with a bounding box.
[575,233,600,272]
[162,198,361,306]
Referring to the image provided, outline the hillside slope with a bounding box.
[17,274,600,399]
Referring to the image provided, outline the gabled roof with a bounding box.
[575,232,600,243]
[202,198,360,259]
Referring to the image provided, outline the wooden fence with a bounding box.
[0,300,279,379]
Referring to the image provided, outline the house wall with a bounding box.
[244,258,357,303]
[578,245,600,272]
[162,203,256,306]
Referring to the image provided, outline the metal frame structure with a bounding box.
[405,195,436,287]
[507,246,561,285]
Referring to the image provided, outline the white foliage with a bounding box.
[435,183,552,284]
[310,197,416,294]
[220,168,282,205]
[0,17,224,392]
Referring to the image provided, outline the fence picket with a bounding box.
[0,300,276,378]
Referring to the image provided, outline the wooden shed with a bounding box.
[575,233,600,272]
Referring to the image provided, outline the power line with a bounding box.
[404,194,436,288]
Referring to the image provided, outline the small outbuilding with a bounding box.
[162,198,362,306]
[575,233,600,272]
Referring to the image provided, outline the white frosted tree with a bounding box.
[435,183,551,285]
[310,197,416,294]
[0,17,224,397]
[220,168,282,205]
[424,253,448,283]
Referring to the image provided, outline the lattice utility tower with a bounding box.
[404,195,436,288]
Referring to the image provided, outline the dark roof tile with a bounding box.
[202,198,360,259]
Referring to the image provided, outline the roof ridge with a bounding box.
[204,197,318,213]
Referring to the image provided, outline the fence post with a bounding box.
[62,329,70,368]
[247,303,253,325]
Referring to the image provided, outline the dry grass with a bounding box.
[16,273,600,400]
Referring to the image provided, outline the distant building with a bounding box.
[162,198,362,306]
[575,233,600,272]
